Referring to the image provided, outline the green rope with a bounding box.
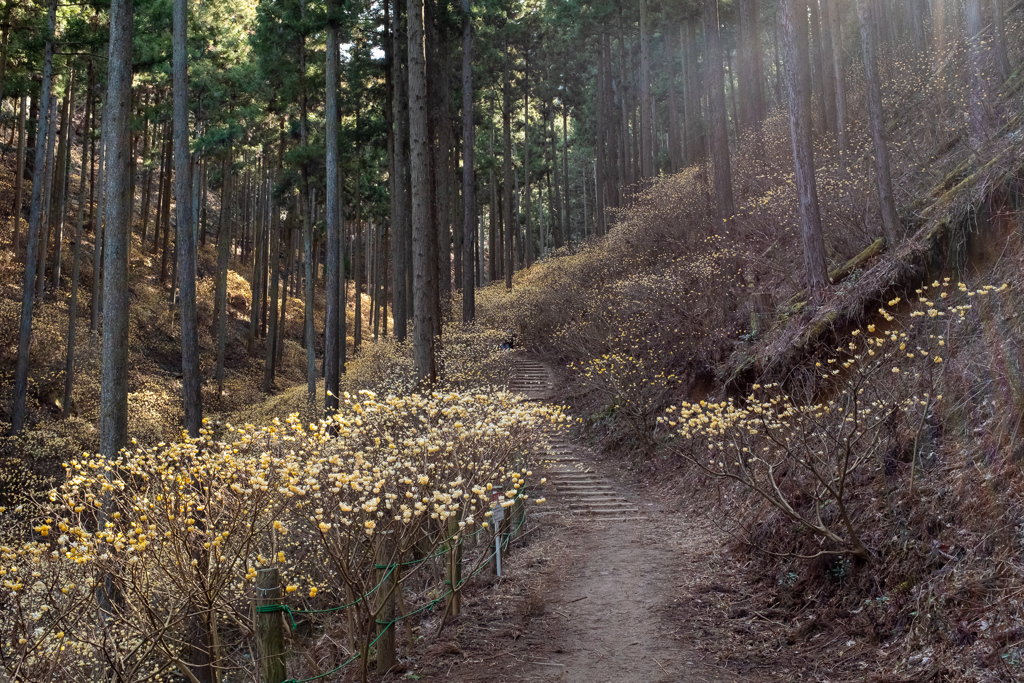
[277,506,529,683]
[255,603,297,631]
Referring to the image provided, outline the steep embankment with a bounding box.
[472,24,1024,683]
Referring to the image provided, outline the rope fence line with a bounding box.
[257,497,531,683]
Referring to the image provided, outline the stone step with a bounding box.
[557,494,621,500]
[566,491,629,499]
[573,501,634,511]
[554,485,619,491]
[572,516,647,522]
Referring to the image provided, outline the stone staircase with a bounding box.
[511,357,643,522]
[508,358,555,400]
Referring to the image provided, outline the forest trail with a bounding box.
[421,358,743,682]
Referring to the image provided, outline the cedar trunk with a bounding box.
[173,0,202,437]
[855,0,901,245]
[408,0,435,383]
[11,0,56,435]
[782,0,829,301]
[703,0,736,224]
[461,0,475,321]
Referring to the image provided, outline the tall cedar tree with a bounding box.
[703,0,735,225]
[461,0,475,320]
[409,0,436,382]
[854,0,900,245]
[781,0,829,301]
[11,0,56,435]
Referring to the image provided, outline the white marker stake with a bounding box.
[495,533,502,577]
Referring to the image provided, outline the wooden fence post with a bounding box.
[255,567,286,683]
[375,538,396,673]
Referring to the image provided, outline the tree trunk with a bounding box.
[523,53,533,268]
[297,0,315,406]
[433,61,453,304]
[98,0,134,463]
[391,0,410,342]
[502,39,513,289]
[561,98,570,242]
[91,118,105,334]
[248,167,264,355]
[159,130,173,283]
[665,29,682,172]
[782,0,829,301]
[486,117,497,282]
[277,223,292,368]
[214,153,232,397]
[354,219,362,349]
[373,221,384,340]
[0,0,12,103]
[324,0,341,414]
[36,94,58,300]
[200,159,208,246]
[703,0,736,224]
[726,48,741,142]
[808,0,833,134]
[12,94,26,253]
[824,0,848,161]
[595,37,607,231]
[683,21,702,167]
[909,0,928,52]
[139,91,156,245]
[337,171,346,375]
[408,0,435,383]
[173,0,213,662]
[11,0,56,435]
[855,0,901,246]
[63,66,92,420]
[814,0,837,137]
[991,0,1010,82]
[772,9,783,106]
[461,0,475,321]
[263,168,281,393]
[737,0,767,131]
[604,32,618,211]
[452,135,463,293]
[152,130,167,254]
[47,76,74,297]
[964,0,998,145]
[549,104,563,249]
[173,0,201,438]
[616,29,631,189]
[639,0,653,179]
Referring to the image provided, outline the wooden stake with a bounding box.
[374,538,396,673]
[255,568,286,683]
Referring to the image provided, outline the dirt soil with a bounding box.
[398,445,757,683]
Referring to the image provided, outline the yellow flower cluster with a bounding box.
[0,388,567,680]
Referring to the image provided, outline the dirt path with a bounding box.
[510,516,740,683]
[410,359,745,682]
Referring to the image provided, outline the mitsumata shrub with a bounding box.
[0,389,566,681]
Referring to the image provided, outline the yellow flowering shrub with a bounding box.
[0,388,567,681]
[660,280,1008,559]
